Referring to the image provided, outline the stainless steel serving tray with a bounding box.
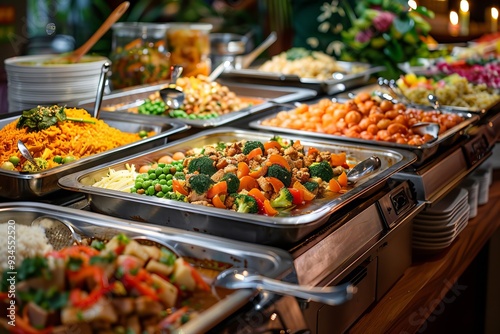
[0,201,293,334]
[77,80,317,128]
[221,62,385,95]
[249,102,479,166]
[337,83,500,116]
[0,112,189,199]
[58,128,416,246]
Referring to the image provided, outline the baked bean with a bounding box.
[345,110,362,124]
[377,118,391,130]
[384,109,400,120]
[379,100,394,112]
[367,124,379,135]
[387,123,408,135]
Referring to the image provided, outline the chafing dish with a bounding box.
[221,62,384,95]
[0,201,294,334]
[76,80,317,128]
[0,112,189,199]
[58,128,416,246]
[249,102,479,166]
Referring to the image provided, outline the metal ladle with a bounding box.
[428,93,440,110]
[159,65,185,109]
[17,140,40,171]
[346,156,382,185]
[234,31,277,69]
[213,268,356,306]
[410,122,440,139]
[31,216,81,250]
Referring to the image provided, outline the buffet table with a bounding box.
[349,168,500,334]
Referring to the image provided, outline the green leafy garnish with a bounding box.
[16,105,95,132]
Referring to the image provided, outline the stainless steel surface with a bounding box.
[347,156,381,185]
[249,104,479,166]
[76,81,317,128]
[214,268,356,306]
[17,140,40,170]
[0,201,294,334]
[58,128,416,245]
[160,86,184,109]
[222,62,384,95]
[93,61,110,118]
[0,113,189,199]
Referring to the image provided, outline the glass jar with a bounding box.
[110,22,170,90]
[166,23,212,77]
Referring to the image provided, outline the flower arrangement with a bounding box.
[340,0,434,78]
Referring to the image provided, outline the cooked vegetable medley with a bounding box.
[93,137,356,216]
[0,234,216,333]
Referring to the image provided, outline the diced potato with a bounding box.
[61,297,118,324]
[116,254,145,272]
[141,245,162,260]
[123,240,149,262]
[145,259,174,277]
[151,274,178,307]
[172,258,196,291]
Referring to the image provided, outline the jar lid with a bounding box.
[167,22,213,32]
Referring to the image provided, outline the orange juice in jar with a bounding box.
[167,23,212,77]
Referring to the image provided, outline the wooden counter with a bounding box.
[348,169,500,334]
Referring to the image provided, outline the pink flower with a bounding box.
[356,29,373,43]
[372,11,395,32]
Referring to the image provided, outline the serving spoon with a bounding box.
[31,216,82,250]
[58,2,130,63]
[214,268,356,306]
[346,156,382,185]
[159,65,185,109]
[17,140,40,171]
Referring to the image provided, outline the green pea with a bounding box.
[156,191,165,198]
[158,174,166,180]
[135,181,143,189]
[165,174,173,180]
[159,179,167,185]
[155,168,163,176]
[142,180,152,189]
[138,130,148,138]
[130,187,137,193]
[62,156,76,164]
[161,185,170,193]
[9,156,20,166]
[147,186,155,196]
[148,173,157,180]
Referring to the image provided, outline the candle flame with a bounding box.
[492,7,499,20]
[450,11,459,25]
[460,0,469,13]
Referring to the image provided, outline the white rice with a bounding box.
[0,223,53,272]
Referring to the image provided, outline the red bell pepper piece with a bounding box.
[288,187,304,205]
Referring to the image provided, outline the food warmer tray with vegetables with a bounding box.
[0,201,296,334]
[76,79,317,128]
[0,106,189,199]
[249,93,478,166]
[58,128,416,246]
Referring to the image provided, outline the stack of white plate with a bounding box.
[413,187,470,254]
[4,54,109,112]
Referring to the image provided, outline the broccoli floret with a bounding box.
[308,161,334,182]
[270,135,293,148]
[233,194,258,213]
[303,181,319,193]
[188,174,214,194]
[187,156,217,176]
[266,164,292,187]
[242,140,265,155]
[270,187,294,208]
[221,172,240,193]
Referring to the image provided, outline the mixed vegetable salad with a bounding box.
[0,234,217,333]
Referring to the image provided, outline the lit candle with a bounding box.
[449,11,460,37]
[459,0,470,36]
[492,7,498,33]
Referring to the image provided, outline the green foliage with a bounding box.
[340,0,435,79]
[16,105,95,132]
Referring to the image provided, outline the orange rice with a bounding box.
[0,107,145,171]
